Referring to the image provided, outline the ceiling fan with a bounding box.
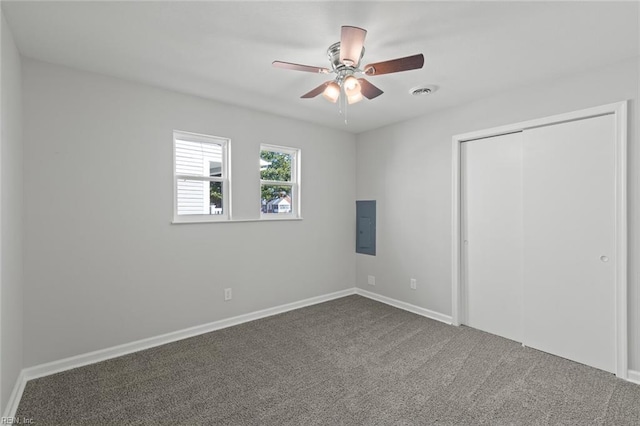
[273,26,424,105]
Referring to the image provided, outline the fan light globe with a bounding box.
[322,82,340,103]
[347,91,363,105]
[343,75,360,96]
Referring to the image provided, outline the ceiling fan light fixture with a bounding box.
[343,75,361,96]
[347,91,363,105]
[322,81,341,103]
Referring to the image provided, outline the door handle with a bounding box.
[600,255,609,263]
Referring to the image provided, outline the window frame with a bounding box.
[173,130,231,223]
[259,143,301,220]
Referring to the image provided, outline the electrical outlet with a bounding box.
[368,275,376,286]
[410,278,417,290]
[224,288,232,301]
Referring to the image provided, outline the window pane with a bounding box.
[261,185,293,214]
[176,139,223,178]
[177,179,224,215]
[260,150,291,182]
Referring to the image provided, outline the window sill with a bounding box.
[172,217,303,225]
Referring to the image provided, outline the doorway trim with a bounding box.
[451,101,628,379]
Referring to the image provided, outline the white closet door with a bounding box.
[522,114,616,373]
[462,132,523,342]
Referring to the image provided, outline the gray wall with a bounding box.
[355,57,640,370]
[0,13,23,413]
[22,59,356,367]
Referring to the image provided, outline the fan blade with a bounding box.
[272,61,329,74]
[364,54,424,76]
[301,81,331,99]
[358,78,384,99]
[339,26,367,66]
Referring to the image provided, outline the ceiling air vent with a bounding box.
[410,85,438,96]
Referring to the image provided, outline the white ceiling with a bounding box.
[2,1,638,134]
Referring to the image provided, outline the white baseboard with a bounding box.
[355,288,453,325]
[6,286,635,418]
[3,370,26,419]
[6,287,356,418]
[0,288,445,419]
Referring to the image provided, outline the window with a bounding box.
[174,131,230,222]
[260,144,300,218]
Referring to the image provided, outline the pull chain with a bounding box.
[344,95,348,125]
[337,83,348,125]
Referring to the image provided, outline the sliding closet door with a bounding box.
[462,132,523,342]
[522,114,616,373]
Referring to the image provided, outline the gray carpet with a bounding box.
[16,295,640,425]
